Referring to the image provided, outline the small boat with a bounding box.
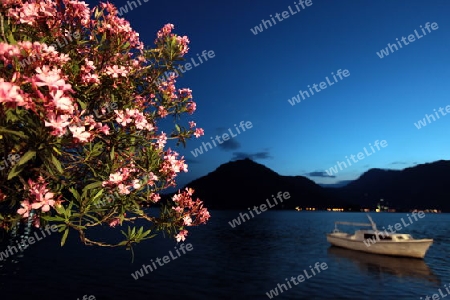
[326,215,433,259]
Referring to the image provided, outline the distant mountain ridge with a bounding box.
[177,159,450,211]
[336,160,450,211]
[181,158,348,210]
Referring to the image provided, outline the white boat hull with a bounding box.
[327,233,433,259]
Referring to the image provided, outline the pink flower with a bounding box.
[69,126,91,142]
[151,193,161,203]
[157,132,167,149]
[34,66,68,90]
[158,106,168,118]
[132,179,141,189]
[81,73,100,84]
[178,88,192,99]
[176,36,190,56]
[115,109,133,126]
[9,3,40,26]
[50,90,74,113]
[200,208,211,223]
[45,114,70,136]
[0,80,26,107]
[105,65,128,78]
[102,172,123,187]
[109,218,121,227]
[17,200,32,218]
[33,217,41,228]
[175,230,188,242]
[185,188,194,196]
[146,172,158,186]
[81,59,96,72]
[186,102,196,114]
[183,215,192,226]
[97,123,110,135]
[156,24,174,39]
[31,192,55,212]
[194,128,204,138]
[172,206,183,213]
[117,183,130,195]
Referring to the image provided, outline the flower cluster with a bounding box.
[17,177,59,227]
[172,188,211,242]
[0,0,209,249]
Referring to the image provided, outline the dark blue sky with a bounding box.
[87,0,450,188]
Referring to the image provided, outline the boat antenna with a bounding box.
[366,214,377,231]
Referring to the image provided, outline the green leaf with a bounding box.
[50,153,63,174]
[118,240,128,246]
[77,99,87,110]
[69,188,81,202]
[7,150,36,180]
[81,181,103,200]
[122,41,130,49]
[110,146,115,161]
[84,181,103,191]
[53,204,66,215]
[18,150,36,166]
[0,127,26,139]
[91,189,104,203]
[90,142,104,157]
[41,215,65,222]
[7,31,16,44]
[61,228,69,246]
[7,163,24,180]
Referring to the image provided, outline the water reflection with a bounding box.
[0,211,35,282]
[327,246,440,284]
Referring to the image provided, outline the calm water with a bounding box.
[1,211,449,299]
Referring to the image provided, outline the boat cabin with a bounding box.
[355,230,413,242]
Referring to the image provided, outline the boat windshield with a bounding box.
[363,233,392,240]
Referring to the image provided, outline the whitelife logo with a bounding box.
[116,0,149,16]
[325,140,388,176]
[376,22,439,59]
[287,69,350,106]
[155,50,215,86]
[19,31,81,68]
[190,121,252,158]
[265,261,328,298]
[0,153,20,171]
[414,105,450,129]
[0,225,58,261]
[76,296,96,300]
[228,192,290,228]
[250,0,313,35]
[131,243,193,280]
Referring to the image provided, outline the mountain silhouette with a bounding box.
[176,158,450,211]
[180,158,352,210]
[335,160,450,211]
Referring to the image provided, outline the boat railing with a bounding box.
[333,215,378,231]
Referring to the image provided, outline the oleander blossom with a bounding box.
[17,178,56,218]
[175,230,188,242]
[0,79,27,108]
[17,200,33,218]
[171,188,210,241]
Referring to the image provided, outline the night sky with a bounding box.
[85,0,450,188]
